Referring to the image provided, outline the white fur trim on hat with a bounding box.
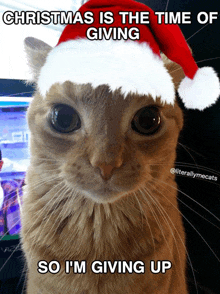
[38,39,175,104]
[178,67,220,110]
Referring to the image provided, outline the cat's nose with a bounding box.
[90,144,124,180]
[91,159,122,180]
[98,163,115,181]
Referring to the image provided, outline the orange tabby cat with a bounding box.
[21,37,187,294]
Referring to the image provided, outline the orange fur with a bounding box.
[21,38,187,293]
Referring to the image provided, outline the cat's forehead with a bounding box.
[45,81,166,111]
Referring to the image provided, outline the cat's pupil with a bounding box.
[131,106,161,135]
[50,104,81,133]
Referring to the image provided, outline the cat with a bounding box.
[21,36,187,294]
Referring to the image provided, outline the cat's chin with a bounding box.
[79,187,133,204]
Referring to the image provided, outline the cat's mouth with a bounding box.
[77,181,140,204]
[79,185,122,203]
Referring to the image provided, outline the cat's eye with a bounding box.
[131,106,161,135]
[50,104,81,133]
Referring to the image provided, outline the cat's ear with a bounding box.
[161,53,185,91]
[24,37,52,82]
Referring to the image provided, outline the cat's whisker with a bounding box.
[44,186,73,242]
[177,195,219,230]
[18,181,67,292]
[30,168,61,173]
[186,23,210,41]
[169,66,184,75]
[142,186,188,291]
[33,156,66,163]
[154,179,220,262]
[1,186,23,199]
[178,143,199,171]
[134,189,156,253]
[24,174,61,189]
[171,55,220,76]
[139,188,174,261]
[23,175,63,203]
[20,181,65,245]
[31,184,69,246]
[30,177,62,196]
[196,56,220,64]
[48,190,83,246]
[157,179,220,222]
[145,183,198,293]
[27,182,65,221]
[21,263,28,294]
[41,187,72,235]
[142,187,179,258]
[23,181,64,226]
[165,0,170,11]
[133,191,144,229]
[177,143,206,159]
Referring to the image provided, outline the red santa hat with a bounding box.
[38,0,220,110]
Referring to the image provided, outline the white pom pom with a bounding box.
[178,67,220,110]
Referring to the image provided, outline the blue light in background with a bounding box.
[0,102,30,108]
[0,103,30,179]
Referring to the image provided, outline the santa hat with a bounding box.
[38,0,220,110]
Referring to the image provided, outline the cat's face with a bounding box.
[27,77,183,203]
